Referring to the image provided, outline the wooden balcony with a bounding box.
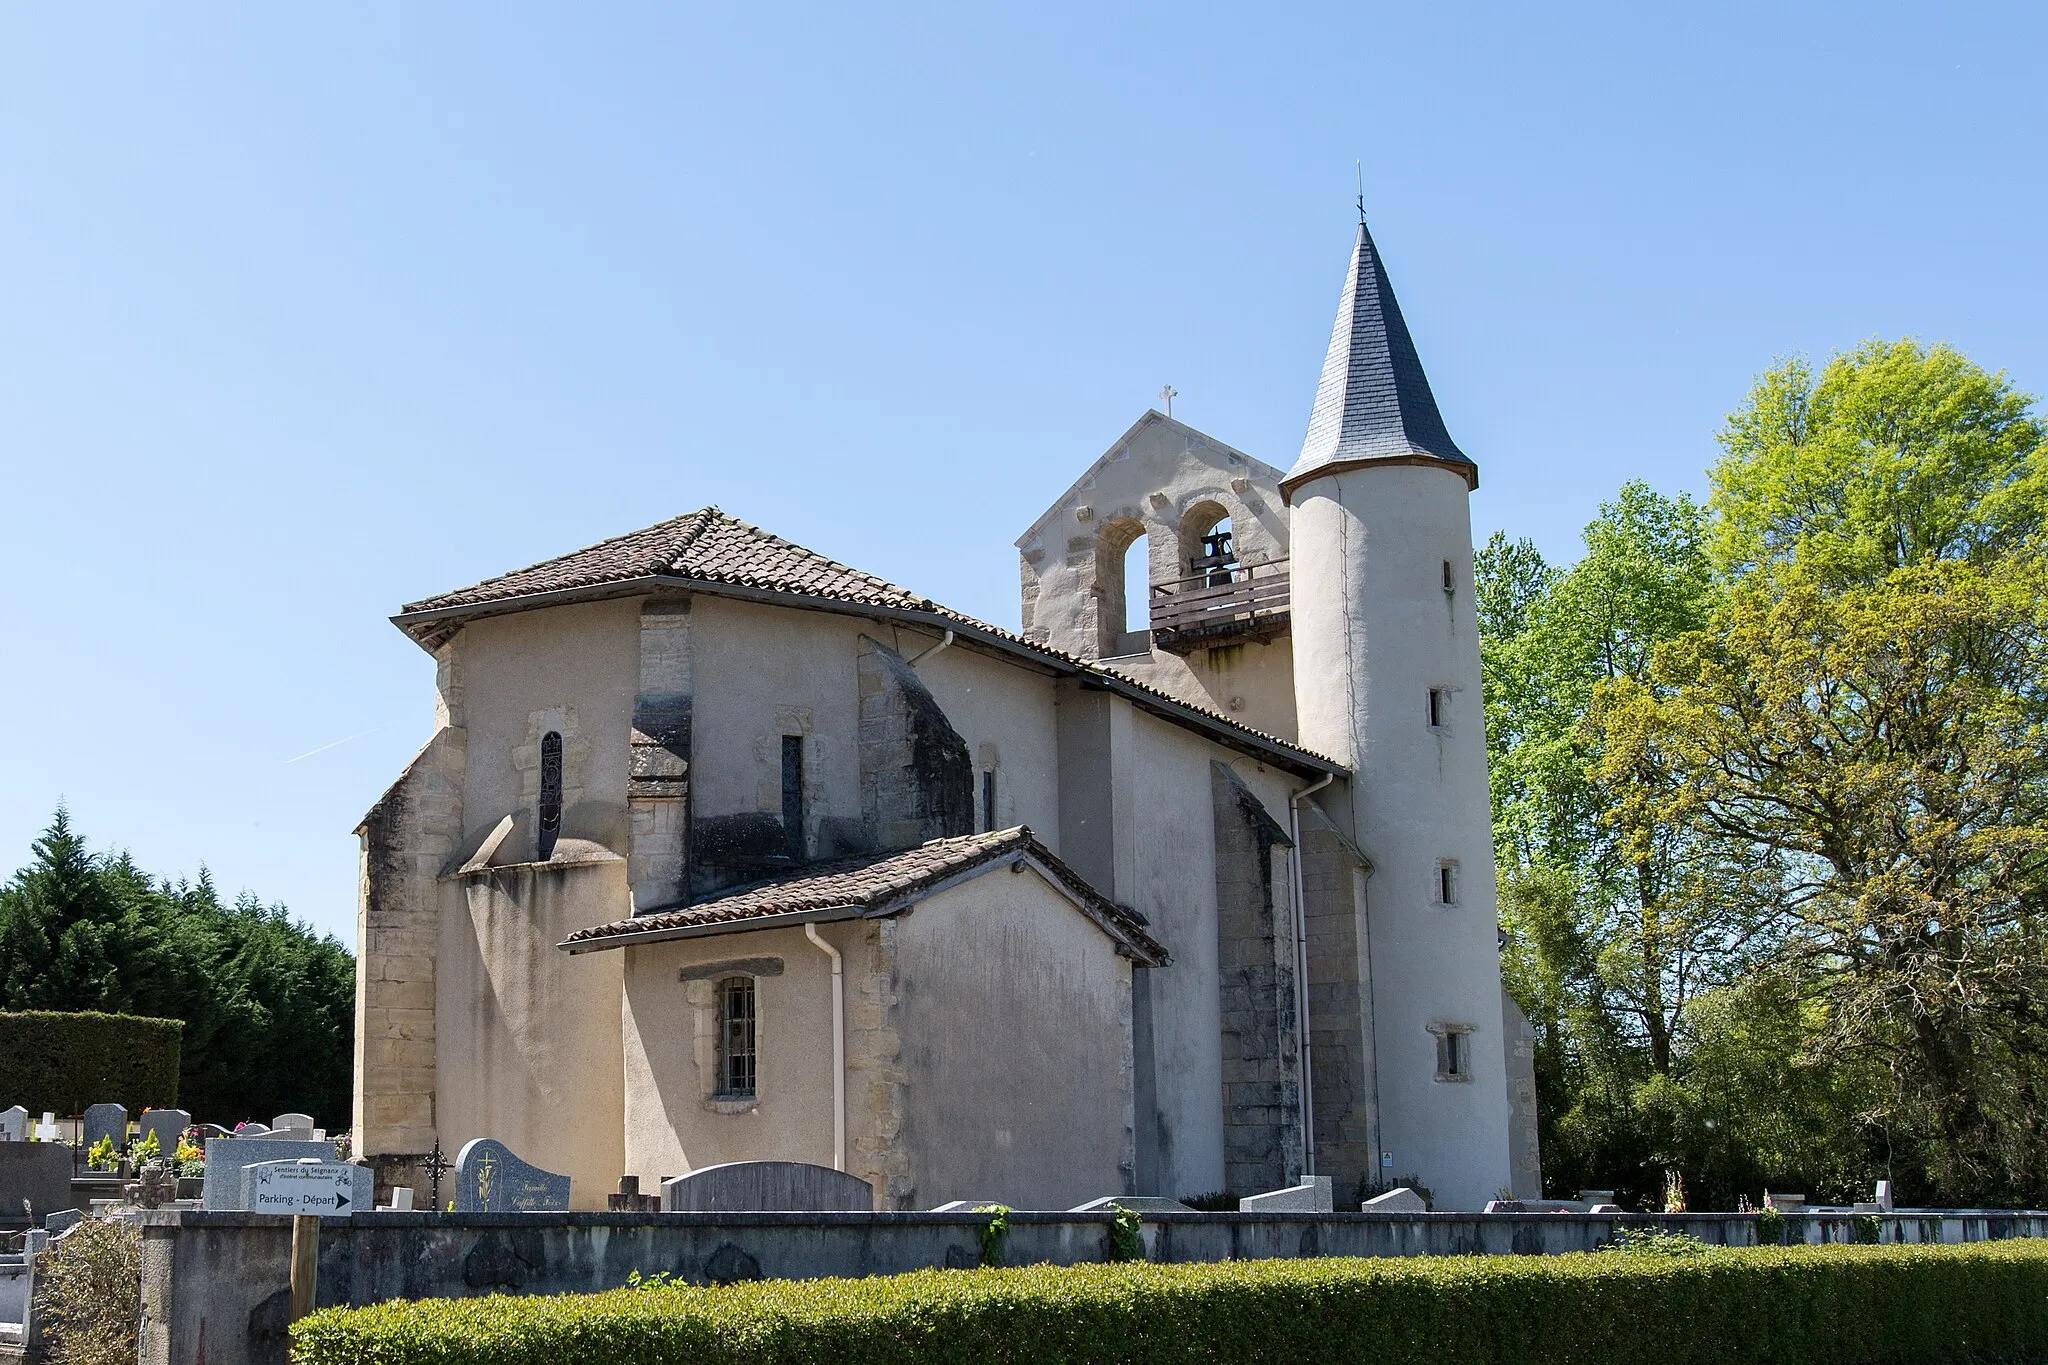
[1148,558,1291,655]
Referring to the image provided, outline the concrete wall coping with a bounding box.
[137,1207,2048,1232]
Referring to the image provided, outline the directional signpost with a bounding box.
[244,1158,369,1323]
[248,1161,361,1217]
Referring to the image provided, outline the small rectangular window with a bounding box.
[1428,688,1448,729]
[780,736,805,860]
[1437,1029,1470,1080]
[982,769,997,833]
[718,976,757,1098]
[1437,861,1459,906]
[1443,559,1456,595]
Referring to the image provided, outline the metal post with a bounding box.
[288,1214,319,1322]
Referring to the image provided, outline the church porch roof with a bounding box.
[557,826,1168,965]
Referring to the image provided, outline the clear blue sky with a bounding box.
[4,3,2043,943]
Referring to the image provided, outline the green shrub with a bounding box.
[1106,1204,1144,1263]
[292,1241,2048,1365]
[970,1205,1009,1268]
[1601,1227,1709,1256]
[35,1216,141,1365]
[0,1010,181,1115]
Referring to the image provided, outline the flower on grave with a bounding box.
[86,1135,117,1171]
[134,1129,161,1163]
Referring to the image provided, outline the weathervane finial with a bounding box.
[1356,161,1366,223]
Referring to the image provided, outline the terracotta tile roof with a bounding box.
[396,508,1340,774]
[558,826,1167,964]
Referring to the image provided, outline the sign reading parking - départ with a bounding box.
[249,1161,358,1217]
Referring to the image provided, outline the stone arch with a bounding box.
[1178,499,1236,584]
[1095,515,1150,657]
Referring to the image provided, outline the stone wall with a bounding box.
[1209,762,1301,1196]
[856,636,974,850]
[352,695,467,1177]
[628,598,692,912]
[1296,797,1379,1203]
[139,1207,2048,1365]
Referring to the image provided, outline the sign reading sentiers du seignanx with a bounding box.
[244,1160,372,1217]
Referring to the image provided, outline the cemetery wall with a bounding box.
[136,1208,2048,1365]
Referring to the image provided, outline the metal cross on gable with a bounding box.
[1158,384,1178,417]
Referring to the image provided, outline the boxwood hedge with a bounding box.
[0,1010,181,1116]
[291,1240,2048,1365]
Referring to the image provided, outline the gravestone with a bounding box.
[0,1107,26,1142]
[271,1113,315,1138]
[242,1159,371,1217]
[44,1208,82,1235]
[1240,1176,1334,1213]
[32,1114,60,1142]
[662,1160,871,1213]
[0,1144,74,1223]
[82,1103,128,1154]
[234,1123,271,1136]
[193,1123,232,1141]
[452,1139,572,1212]
[1069,1195,1192,1213]
[1362,1186,1428,1213]
[138,1109,190,1157]
[200,1137,334,1211]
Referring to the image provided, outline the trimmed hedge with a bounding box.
[292,1241,2048,1365]
[0,1010,181,1115]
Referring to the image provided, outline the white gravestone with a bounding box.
[33,1114,60,1142]
[1240,1176,1334,1213]
[271,1113,316,1138]
[0,1107,26,1142]
[243,1159,370,1218]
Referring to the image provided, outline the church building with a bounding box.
[352,221,1542,1212]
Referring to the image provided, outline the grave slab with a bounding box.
[82,1103,128,1154]
[139,1109,191,1157]
[1362,1186,1428,1213]
[200,1137,333,1211]
[452,1139,571,1212]
[663,1160,872,1212]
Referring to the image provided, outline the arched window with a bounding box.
[1179,502,1238,586]
[1122,532,1150,636]
[717,976,757,1098]
[537,731,563,861]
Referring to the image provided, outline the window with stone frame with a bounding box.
[1435,1026,1473,1082]
[716,976,757,1099]
[1436,859,1460,906]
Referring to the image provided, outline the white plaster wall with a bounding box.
[687,596,863,848]
[437,864,627,1210]
[1107,635,1299,743]
[892,873,1132,1210]
[619,924,842,1183]
[433,599,640,1209]
[455,599,640,859]
[1288,463,1513,1209]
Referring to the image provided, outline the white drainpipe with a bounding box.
[906,628,955,666]
[1290,771,1335,1179]
[805,923,846,1171]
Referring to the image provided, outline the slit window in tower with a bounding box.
[1437,860,1459,906]
[781,736,805,861]
[717,976,757,1099]
[1443,558,1455,596]
[982,770,997,833]
[1428,687,1448,729]
[537,731,563,861]
[1436,1028,1471,1081]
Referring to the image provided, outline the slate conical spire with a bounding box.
[1285,219,1475,493]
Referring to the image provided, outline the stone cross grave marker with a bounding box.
[452,1138,571,1212]
[82,1104,128,1154]
[139,1109,190,1157]
[0,1106,26,1142]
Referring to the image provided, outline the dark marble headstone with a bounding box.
[0,1144,75,1223]
[138,1109,191,1157]
[82,1103,128,1154]
[452,1139,571,1212]
[662,1160,873,1212]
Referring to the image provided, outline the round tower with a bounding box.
[1284,220,1513,1210]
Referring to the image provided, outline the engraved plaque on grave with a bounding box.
[452,1138,571,1212]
